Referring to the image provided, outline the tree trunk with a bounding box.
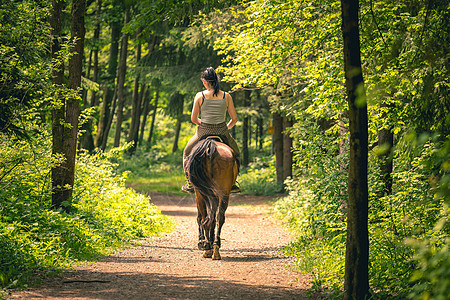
[273,112,284,184]
[255,90,264,150]
[139,88,151,146]
[50,0,65,209]
[257,117,263,150]
[136,35,157,147]
[94,10,121,148]
[148,85,160,146]
[339,110,349,171]
[79,47,94,152]
[79,0,101,152]
[113,8,130,147]
[248,116,252,150]
[242,90,250,167]
[101,83,117,151]
[340,0,369,298]
[82,49,92,105]
[127,29,142,154]
[282,117,293,181]
[51,0,86,212]
[90,0,101,108]
[172,118,182,153]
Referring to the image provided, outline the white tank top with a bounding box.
[200,91,227,124]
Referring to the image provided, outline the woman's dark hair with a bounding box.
[201,67,220,96]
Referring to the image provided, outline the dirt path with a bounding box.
[11,193,317,299]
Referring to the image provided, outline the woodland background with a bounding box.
[0,0,448,299]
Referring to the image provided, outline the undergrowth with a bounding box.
[0,131,174,291]
[116,148,186,195]
[239,156,284,196]
[117,146,283,197]
[274,134,449,299]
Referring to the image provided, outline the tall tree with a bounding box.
[273,111,284,184]
[127,29,143,154]
[138,87,152,146]
[79,0,102,152]
[90,0,102,108]
[340,0,369,298]
[51,0,86,211]
[113,8,130,148]
[242,90,251,167]
[282,117,293,181]
[167,90,185,153]
[147,80,160,147]
[94,1,122,148]
[50,0,65,209]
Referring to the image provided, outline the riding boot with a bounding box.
[181,160,195,194]
[181,179,195,194]
[231,182,241,194]
[231,156,241,193]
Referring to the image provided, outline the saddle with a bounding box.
[199,134,240,171]
[199,134,229,145]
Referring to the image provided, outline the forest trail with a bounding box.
[11,193,317,299]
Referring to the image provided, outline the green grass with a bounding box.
[118,150,187,196]
[120,149,285,197]
[127,172,186,195]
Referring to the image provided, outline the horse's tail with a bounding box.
[186,139,219,227]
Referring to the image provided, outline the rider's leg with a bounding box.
[181,133,199,194]
[226,134,241,193]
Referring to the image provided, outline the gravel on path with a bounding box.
[10,192,318,300]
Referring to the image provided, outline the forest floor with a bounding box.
[10,192,319,299]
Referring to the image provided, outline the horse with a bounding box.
[185,137,239,260]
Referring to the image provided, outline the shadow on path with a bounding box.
[30,269,313,300]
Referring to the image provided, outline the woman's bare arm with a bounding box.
[191,93,202,125]
[226,93,237,129]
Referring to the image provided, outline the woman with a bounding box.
[181,67,240,194]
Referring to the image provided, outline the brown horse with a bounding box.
[185,138,239,260]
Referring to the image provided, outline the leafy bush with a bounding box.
[406,230,449,300]
[274,180,345,293]
[405,138,450,300]
[239,156,284,195]
[274,130,449,297]
[0,131,173,289]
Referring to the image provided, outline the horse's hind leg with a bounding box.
[213,194,229,260]
[196,193,209,250]
[197,213,208,250]
[203,220,216,258]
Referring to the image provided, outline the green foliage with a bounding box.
[204,0,448,297]
[406,230,449,300]
[116,147,186,195]
[0,131,173,289]
[403,137,450,300]
[275,180,345,294]
[239,156,284,196]
[0,1,51,136]
[274,133,449,297]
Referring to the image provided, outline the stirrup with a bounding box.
[231,182,241,194]
[181,180,195,194]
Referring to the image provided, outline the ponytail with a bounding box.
[201,67,220,96]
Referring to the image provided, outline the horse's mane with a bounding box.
[186,139,220,225]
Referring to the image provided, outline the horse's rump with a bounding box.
[186,139,237,226]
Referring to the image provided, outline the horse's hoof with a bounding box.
[203,249,213,258]
[198,240,208,250]
[212,245,221,260]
